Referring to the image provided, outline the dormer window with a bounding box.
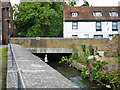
[93,12,102,16]
[110,12,118,16]
[72,12,78,17]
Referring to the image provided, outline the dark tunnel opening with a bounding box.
[33,53,72,63]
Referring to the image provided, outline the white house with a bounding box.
[63,5,120,39]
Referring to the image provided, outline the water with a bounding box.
[48,62,109,89]
[33,53,109,89]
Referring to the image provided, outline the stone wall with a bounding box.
[11,34,120,56]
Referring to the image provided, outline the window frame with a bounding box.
[112,21,118,31]
[72,22,78,29]
[14,24,16,29]
[71,12,78,17]
[72,35,78,38]
[94,35,103,38]
[93,12,102,16]
[96,22,102,31]
[110,12,118,16]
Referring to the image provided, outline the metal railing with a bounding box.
[9,43,26,89]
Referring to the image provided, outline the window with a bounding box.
[93,12,102,16]
[112,22,118,31]
[84,34,89,38]
[94,35,103,38]
[9,12,10,17]
[72,12,78,17]
[72,22,78,29]
[9,23,11,28]
[14,24,16,29]
[96,22,101,31]
[110,12,118,16]
[72,35,78,38]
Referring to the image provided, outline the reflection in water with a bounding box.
[70,76,86,88]
[48,62,108,89]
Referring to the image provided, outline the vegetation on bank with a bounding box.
[59,44,120,89]
[1,47,8,89]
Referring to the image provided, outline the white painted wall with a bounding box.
[118,22,120,34]
[63,21,119,39]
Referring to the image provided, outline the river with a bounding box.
[48,62,109,89]
[33,53,109,89]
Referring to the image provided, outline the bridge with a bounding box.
[10,36,119,56]
[7,44,79,88]
[6,35,120,88]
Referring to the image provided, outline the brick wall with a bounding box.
[1,1,17,44]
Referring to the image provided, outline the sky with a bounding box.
[10,0,120,6]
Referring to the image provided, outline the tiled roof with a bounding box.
[64,6,120,21]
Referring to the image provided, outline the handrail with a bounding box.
[9,43,26,89]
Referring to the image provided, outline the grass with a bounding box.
[2,47,8,63]
[0,48,2,89]
[1,47,8,89]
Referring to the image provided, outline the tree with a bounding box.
[13,2,63,37]
[65,0,78,6]
[82,0,90,6]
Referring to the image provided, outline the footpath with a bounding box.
[7,44,79,88]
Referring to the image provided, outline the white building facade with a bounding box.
[63,6,120,39]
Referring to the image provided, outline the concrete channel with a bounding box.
[7,44,79,88]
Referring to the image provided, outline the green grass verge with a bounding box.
[2,47,8,63]
[1,47,8,89]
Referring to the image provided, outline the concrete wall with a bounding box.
[64,21,119,38]
[11,34,120,56]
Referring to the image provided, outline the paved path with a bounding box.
[7,44,79,88]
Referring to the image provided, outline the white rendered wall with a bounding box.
[63,21,119,38]
[118,22,120,34]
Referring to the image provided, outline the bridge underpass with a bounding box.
[33,53,72,63]
[7,44,79,88]
[26,47,73,63]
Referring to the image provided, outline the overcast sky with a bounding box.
[10,0,120,6]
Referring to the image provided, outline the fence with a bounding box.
[9,43,26,89]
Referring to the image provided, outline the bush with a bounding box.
[58,56,72,64]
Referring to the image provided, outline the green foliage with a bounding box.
[88,43,94,55]
[81,44,86,53]
[82,0,90,6]
[58,56,72,64]
[95,52,102,57]
[13,2,63,37]
[70,44,120,89]
[66,0,77,6]
[105,71,120,89]
[2,47,8,62]
[81,68,88,78]
[71,46,78,59]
